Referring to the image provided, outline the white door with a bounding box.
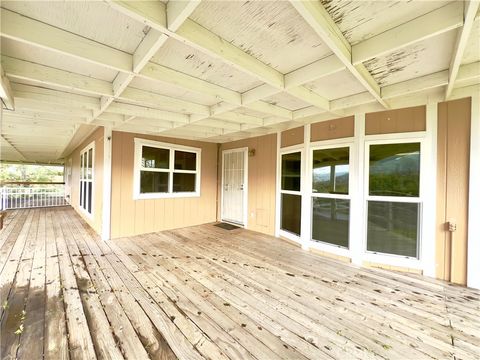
[222,148,247,225]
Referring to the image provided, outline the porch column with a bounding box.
[467,94,480,289]
[301,124,311,250]
[101,126,113,241]
[350,113,365,266]
[422,103,438,278]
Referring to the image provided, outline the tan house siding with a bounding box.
[436,97,471,285]
[281,126,304,147]
[65,127,104,235]
[365,105,426,135]
[110,131,218,239]
[219,134,277,236]
[311,116,354,141]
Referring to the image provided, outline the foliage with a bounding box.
[0,163,64,183]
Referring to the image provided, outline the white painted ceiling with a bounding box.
[0,0,479,163]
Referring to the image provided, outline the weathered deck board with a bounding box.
[0,207,479,360]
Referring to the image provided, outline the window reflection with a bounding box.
[281,152,301,191]
[312,147,349,194]
[369,143,420,197]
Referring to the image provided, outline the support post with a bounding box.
[101,126,113,241]
[301,124,311,250]
[350,113,365,265]
[423,103,438,278]
[467,94,480,289]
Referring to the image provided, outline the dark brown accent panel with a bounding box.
[365,106,426,135]
[436,97,471,285]
[311,116,354,141]
[281,126,304,148]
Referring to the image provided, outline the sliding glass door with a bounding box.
[311,145,351,248]
[366,141,421,258]
[280,151,302,238]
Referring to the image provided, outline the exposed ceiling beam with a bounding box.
[1,134,26,160]
[290,0,388,108]
[446,0,480,98]
[0,64,15,110]
[11,83,100,110]
[167,0,202,32]
[2,56,113,96]
[2,57,211,116]
[1,8,132,72]
[106,0,332,112]
[352,2,464,65]
[382,71,449,99]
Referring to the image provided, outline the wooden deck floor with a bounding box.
[1,207,479,360]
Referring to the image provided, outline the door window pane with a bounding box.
[281,193,301,236]
[369,143,420,197]
[367,201,419,258]
[174,151,196,170]
[312,198,349,248]
[142,146,169,169]
[281,152,301,191]
[87,148,93,179]
[312,147,349,194]
[173,173,196,192]
[87,182,92,213]
[140,171,169,193]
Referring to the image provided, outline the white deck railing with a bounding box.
[1,183,68,210]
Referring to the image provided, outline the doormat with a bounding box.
[214,222,240,230]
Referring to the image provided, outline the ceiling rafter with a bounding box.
[0,63,15,110]
[289,0,388,108]
[292,61,480,120]
[88,0,202,125]
[445,0,480,98]
[0,7,291,128]
[352,2,465,65]
[1,134,26,161]
[106,0,331,112]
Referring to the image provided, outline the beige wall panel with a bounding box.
[310,116,354,142]
[219,134,277,235]
[110,131,218,239]
[281,126,304,148]
[436,98,471,285]
[365,105,426,135]
[65,127,104,235]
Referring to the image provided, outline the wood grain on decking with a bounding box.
[0,207,479,359]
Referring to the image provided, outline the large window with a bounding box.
[134,139,200,199]
[280,151,302,236]
[311,146,350,248]
[80,142,94,216]
[366,142,421,258]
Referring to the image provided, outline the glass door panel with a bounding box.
[311,146,350,248]
[280,151,302,237]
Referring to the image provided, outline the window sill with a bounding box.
[133,192,201,200]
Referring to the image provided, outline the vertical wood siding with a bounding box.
[110,131,218,239]
[311,116,354,141]
[281,126,304,148]
[436,97,471,285]
[365,105,426,134]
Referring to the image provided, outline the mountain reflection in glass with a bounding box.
[312,147,349,194]
[369,143,420,197]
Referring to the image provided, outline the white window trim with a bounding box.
[363,136,426,269]
[278,144,304,244]
[79,141,95,220]
[308,142,354,254]
[133,138,201,200]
